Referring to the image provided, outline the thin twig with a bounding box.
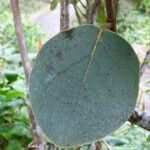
[78,0,86,9]
[10,0,30,84]
[50,144,57,150]
[87,143,96,150]
[90,0,101,24]
[113,0,119,17]
[101,140,112,150]
[73,3,82,24]
[129,108,150,131]
[128,50,150,131]
[76,146,81,150]
[87,144,92,150]
[86,0,92,23]
[105,0,116,31]
[95,141,102,150]
[10,0,45,149]
[76,4,87,17]
[60,0,70,31]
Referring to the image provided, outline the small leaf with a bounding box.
[96,2,106,24]
[50,0,59,10]
[0,99,23,111]
[3,70,18,83]
[5,90,25,101]
[9,123,32,138]
[147,135,150,142]
[7,140,22,150]
[106,136,128,146]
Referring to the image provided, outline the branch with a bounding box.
[78,0,86,9]
[90,0,101,24]
[113,0,119,18]
[105,0,116,31]
[86,0,92,23]
[11,0,46,149]
[50,144,57,150]
[95,141,102,150]
[129,50,150,131]
[87,144,92,150]
[10,0,30,84]
[76,147,81,150]
[73,3,82,24]
[60,0,70,31]
[129,108,150,131]
[76,4,86,17]
[140,50,150,76]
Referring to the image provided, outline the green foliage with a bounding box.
[30,25,139,148]
[3,70,19,84]
[50,0,59,10]
[114,0,150,46]
[0,5,45,149]
[117,9,150,45]
[106,122,150,150]
[0,72,32,149]
[96,11,105,25]
[0,0,9,12]
[0,9,44,53]
[134,0,150,13]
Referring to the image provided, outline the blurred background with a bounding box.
[0,0,150,149]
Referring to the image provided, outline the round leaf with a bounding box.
[29,25,139,148]
[3,70,18,83]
